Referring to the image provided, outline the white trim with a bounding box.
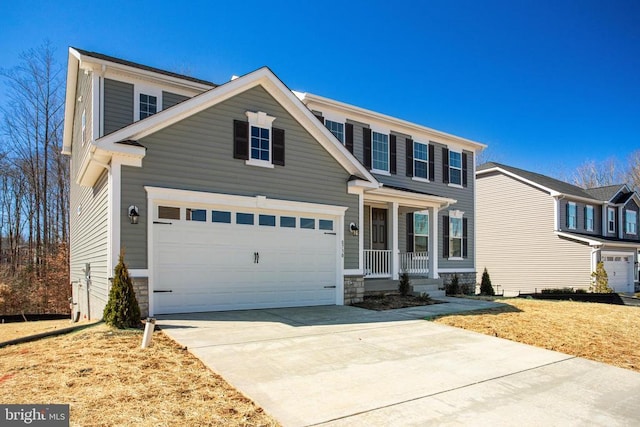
[147,194,155,316]
[553,197,560,231]
[429,206,439,279]
[371,169,391,176]
[412,140,430,180]
[555,231,640,248]
[412,177,430,183]
[357,191,364,272]
[134,84,162,122]
[608,207,616,233]
[91,72,100,140]
[389,201,399,280]
[448,149,463,186]
[365,186,455,209]
[336,215,345,305]
[438,268,476,273]
[371,130,390,173]
[447,183,464,189]
[107,157,123,277]
[344,269,364,276]
[625,209,637,235]
[245,159,274,169]
[129,269,149,277]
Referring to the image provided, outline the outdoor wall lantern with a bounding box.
[128,205,140,224]
[350,222,359,237]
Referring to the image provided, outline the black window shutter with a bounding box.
[233,120,249,160]
[443,215,450,258]
[406,138,414,177]
[583,206,587,230]
[314,113,324,124]
[565,203,569,228]
[462,152,468,187]
[428,144,435,181]
[345,123,354,153]
[462,217,468,258]
[363,127,372,169]
[406,212,414,252]
[390,134,397,174]
[272,127,285,166]
[442,147,450,184]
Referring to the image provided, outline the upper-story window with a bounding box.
[325,120,344,143]
[233,111,285,168]
[449,150,462,185]
[372,132,389,172]
[414,142,429,180]
[585,205,594,231]
[608,207,616,233]
[139,93,157,119]
[567,202,577,230]
[626,210,637,234]
[414,212,429,253]
[251,126,270,161]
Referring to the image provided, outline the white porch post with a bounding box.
[389,202,399,279]
[429,206,439,279]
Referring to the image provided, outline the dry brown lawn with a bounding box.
[434,298,640,373]
[0,319,85,342]
[0,324,279,426]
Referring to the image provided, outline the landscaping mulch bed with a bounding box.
[353,294,443,311]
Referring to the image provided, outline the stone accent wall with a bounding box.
[440,272,477,295]
[131,277,149,318]
[344,275,365,304]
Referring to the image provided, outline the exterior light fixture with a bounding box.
[128,205,140,224]
[350,222,359,237]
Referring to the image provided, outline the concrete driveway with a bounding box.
[158,300,640,426]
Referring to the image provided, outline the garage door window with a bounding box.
[158,206,180,220]
[280,216,296,228]
[236,213,254,225]
[301,218,315,229]
[259,214,276,227]
[212,211,231,223]
[319,219,334,231]
[186,208,206,222]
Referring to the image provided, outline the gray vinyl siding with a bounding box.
[162,91,190,109]
[476,172,592,294]
[71,71,93,180]
[363,206,371,249]
[69,170,110,320]
[104,78,134,135]
[120,85,359,269]
[557,198,602,235]
[623,200,640,240]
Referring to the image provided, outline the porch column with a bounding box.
[429,206,439,279]
[389,201,399,280]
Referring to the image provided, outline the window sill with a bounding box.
[371,169,391,176]
[448,257,464,261]
[245,159,274,169]
[412,177,430,183]
[447,183,464,189]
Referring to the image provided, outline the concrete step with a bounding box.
[412,283,446,299]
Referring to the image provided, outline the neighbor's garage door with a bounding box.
[602,253,632,293]
[152,203,340,314]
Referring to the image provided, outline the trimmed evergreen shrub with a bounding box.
[103,250,141,328]
[446,274,460,296]
[398,271,411,297]
[479,268,495,296]
[590,261,613,293]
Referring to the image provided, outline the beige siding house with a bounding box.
[476,163,640,295]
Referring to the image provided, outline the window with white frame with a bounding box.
[81,109,86,145]
[449,211,464,259]
[414,212,429,253]
[414,142,429,179]
[608,207,616,233]
[139,93,157,119]
[246,111,276,166]
[372,131,389,172]
[626,210,637,234]
[567,202,577,229]
[325,120,344,143]
[449,150,462,185]
[585,205,594,231]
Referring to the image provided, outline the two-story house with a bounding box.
[63,47,484,319]
[476,162,640,295]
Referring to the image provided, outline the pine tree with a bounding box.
[398,271,411,296]
[479,268,495,296]
[103,250,141,328]
[590,261,612,293]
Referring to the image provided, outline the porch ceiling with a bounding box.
[364,186,456,209]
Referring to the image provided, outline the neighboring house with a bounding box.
[63,48,485,319]
[476,162,640,295]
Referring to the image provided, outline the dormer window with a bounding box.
[608,207,616,233]
[134,85,162,121]
[139,94,157,119]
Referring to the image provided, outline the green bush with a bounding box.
[417,292,431,302]
[479,268,495,296]
[541,287,577,294]
[590,262,613,293]
[398,271,411,297]
[446,274,460,296]
[103,250,141,329]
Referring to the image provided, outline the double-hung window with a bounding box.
[450,215,463,258]
[139,93,157,119]
[449,151,462,185]
[626,210,637,234]
[567,202,577,230]
[414,142,429,180]
[325,120,344,143]
[585,205,594,231]
[414,212,429,253]
[372,132,389,172]
[244,111,277,168]
[608,207,616,233]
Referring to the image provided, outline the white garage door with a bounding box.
[602,253,632,293]
[151,203,340,314]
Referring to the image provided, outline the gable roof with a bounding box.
[584,184,626,202]
[477,162,596,200]
[77,66,379,187]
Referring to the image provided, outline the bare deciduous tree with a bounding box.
[571,158,625,189]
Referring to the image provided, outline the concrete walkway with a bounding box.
[158,300,640,426]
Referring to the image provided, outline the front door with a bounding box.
[371,208,387,250]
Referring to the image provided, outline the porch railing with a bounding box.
[400,252,429,275]
[364,250,392,278]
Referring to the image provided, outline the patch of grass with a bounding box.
[0,324,279,426]
[0,319,84,342]
[434,298,640,373]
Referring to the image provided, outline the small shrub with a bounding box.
[398,271,411,297]
[103,250,141,329]
[446,274,460,296]
[575,288,587,294]
[590,262,613,293]
[541,287,577,294]
[479,268,495,296]
[416,292,431,302]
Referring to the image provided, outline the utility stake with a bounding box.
[141,317,156,349]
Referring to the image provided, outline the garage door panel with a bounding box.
[603,252,632,293]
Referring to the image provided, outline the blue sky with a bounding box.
[1,0,638,177]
